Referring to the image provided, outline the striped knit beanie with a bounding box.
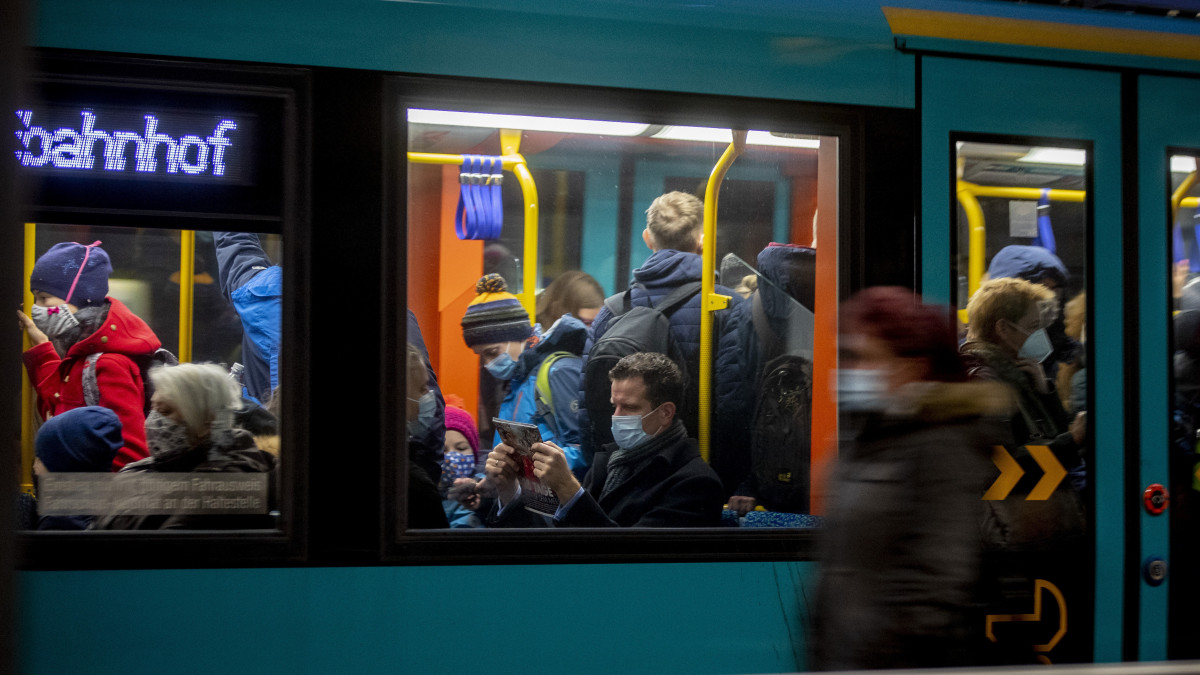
[460,274,532,348]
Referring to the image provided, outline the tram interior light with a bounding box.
[1172,155,1197,173]
[406,109,649,136]
[1018,147,1087,166]
[651,125,820,148]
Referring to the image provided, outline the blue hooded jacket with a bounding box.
[496,314,590,475]
[986,245,1068,287]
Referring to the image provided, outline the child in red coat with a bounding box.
[17,241,163,470]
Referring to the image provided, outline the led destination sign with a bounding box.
[14,107,249,182]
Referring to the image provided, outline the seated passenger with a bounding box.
[461,274,587,474]
[405,345,450,529]
[92,363,276,530]
[439,398,489,528]
[17,241,162,470]
[485,352,724,527]
[22,406,124,530]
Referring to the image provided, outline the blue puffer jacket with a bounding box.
[580,249,748,487]
[496,314,589,475]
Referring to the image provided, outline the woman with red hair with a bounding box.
[812,287,1009,670]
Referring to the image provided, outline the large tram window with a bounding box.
[17,223,283,533]
[404,104,840,533]
[1170,152,1200,645]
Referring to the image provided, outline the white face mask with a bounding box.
[30,303,79,338]
[835,369,889,413]
[1018,326,1054,364]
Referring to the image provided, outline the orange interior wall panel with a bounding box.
[435,164,484,417]
[809,141,839,515]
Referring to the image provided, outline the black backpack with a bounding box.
[583,281,702,452]
[744,289,813,512]
[82,348,180,415]
[748,353,812,513]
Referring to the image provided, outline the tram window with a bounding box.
[16,223,283,533]
[404,105,840,532]
[953,138,1091,532]
[1170,153,1200,618]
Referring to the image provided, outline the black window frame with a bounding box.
[13,50,311,570]
[383,74,909,564]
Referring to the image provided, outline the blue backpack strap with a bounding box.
[82,353,102,407]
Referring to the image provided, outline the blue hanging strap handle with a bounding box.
[455,155,477,240]
[1032,188,1056,255]
[1190,210,1200,274]
[455,155,505,240]
[469,155,488,238]
[485,156,504,239]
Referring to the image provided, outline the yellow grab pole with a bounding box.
[21,223,37,494]
[179,230,195,362]
[961,183,1086,203]
[1182,197,1199,209]
[698,131,746,462]
[1173,171,1198,222]
[408,142,540,319]
[955,181,1087,324]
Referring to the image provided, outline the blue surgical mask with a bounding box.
[610,404,663,450]
[407,390,437,438]
[485,352,518,380]
[836,368,889,413]
[1018,327,1054,364]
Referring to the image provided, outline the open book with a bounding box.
[492,418,560,516]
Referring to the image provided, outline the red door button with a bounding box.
[1144,484,1169,515]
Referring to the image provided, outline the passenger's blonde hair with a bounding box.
[645,191,703,253]
[149,363,240,442]
[966,277,1055,344]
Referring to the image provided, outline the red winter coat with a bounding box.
[23,298,162,470]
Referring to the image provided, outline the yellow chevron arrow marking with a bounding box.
[1026,445,1067,500]
[983,445,1024,500]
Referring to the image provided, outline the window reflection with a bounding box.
[405,108,838,530]
[17,224,283,531]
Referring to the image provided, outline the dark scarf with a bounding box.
[961,339,1062,440]
[601,419,687,500]
[50,303,109,358]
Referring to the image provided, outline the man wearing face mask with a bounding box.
[485,352,723,528]
[16,241,162,470]
[961,278,1086,468]
[461,274,588,474]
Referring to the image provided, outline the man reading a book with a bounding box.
[485,352,724,527]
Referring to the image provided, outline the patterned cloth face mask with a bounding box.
[29,304,79,338]
[144,410,193,461]
[441,452,477,483]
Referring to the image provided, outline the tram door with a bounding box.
[1140,74,1200,661]
[921,56,1123,664]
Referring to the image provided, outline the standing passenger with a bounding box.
[813,287,1006,670]
[461,274,587,473]
[17,241,162,470]
[579,191,746,485]
[535,270,605,331]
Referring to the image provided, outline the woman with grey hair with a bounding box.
[93,363,276,530]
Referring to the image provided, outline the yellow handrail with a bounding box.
[698,131,746,462]
[21,223,37,494]
[1173,171,1198,221]
[179,230,195,362]
[407,139,539,319]
[956,180,1087,323]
